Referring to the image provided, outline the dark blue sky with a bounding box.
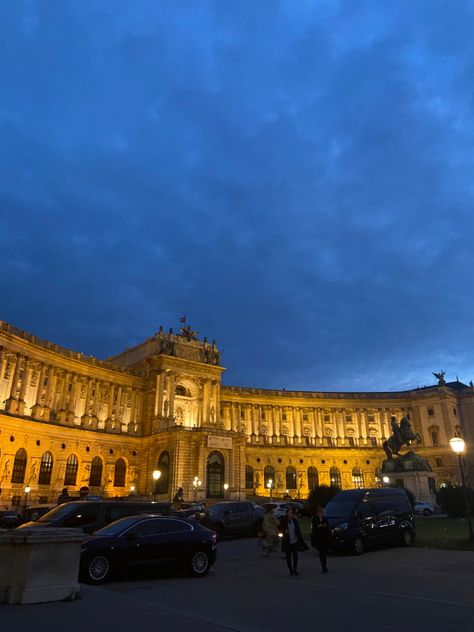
[1,1,473,392]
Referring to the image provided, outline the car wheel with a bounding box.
[82,554,112,585]
[401,530,414,547]
[215,523,224,541]
[189,549,210,577]
[423,508,432,516]
[353,536,365,555]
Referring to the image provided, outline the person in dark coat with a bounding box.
[280,506,305,575]
[311,506,331,573]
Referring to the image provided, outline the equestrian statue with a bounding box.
[383,416,421,460]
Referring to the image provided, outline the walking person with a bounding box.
[280,506,305,575]
[261,505,279,557]
[311,506,331,574]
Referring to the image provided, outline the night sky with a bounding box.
[1,1,474,393]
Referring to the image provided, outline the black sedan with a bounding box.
[79,514,217,584]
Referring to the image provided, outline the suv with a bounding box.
[323,488,415,554]
[17,500,173,534]
[207,501,264,539]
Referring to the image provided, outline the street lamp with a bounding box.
[382,476,390,484]
[130,484,136,495]
[193,476,202,502]
[24,485,31,510]
[223,482,229,500]
[267,478,273,501]
[449,437,474,540]
[152,469,161,499]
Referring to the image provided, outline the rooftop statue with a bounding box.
[432,370,446,386]
[383,416,421,460]
[179,324,198,341]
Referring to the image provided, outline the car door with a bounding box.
[119,518,164,568]
[372,498,398,542]
[153,518,194,564]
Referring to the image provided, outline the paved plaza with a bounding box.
[2,537,474,632]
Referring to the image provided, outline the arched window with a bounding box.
[264,465,275,488]
[454,425,463,438]
[11,448,27,484]
[64,454,79,486]
[175,385,187,396]
[155,451,169,494]
[206,451,224,498]
[245,465,254,489]
[307,466,318,490]
[352,467,364,488]
[38,452,53,485]
[89,456,103,487]
[113,458,127,487]
[329,466,342,489]
[286,466,297,490]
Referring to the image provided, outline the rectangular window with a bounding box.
[240,410,245,419]
[370,437,378,447]
[282,414,287,421]
[303,414,308,421]
[427,408,434,417]
[345,415,352,422]
[453,408,457,416]
[348,437,355,447]
[435,458,443,467]
[367,414,374,422]
[324,415,330,422]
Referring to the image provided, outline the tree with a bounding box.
[436,483,474,517]
[305,485,340,513]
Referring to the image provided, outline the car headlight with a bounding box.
[332,522,348,533]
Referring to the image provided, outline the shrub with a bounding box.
[436,484,474,517]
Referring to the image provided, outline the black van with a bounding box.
[17,500,173,534]
[322,488,414,554]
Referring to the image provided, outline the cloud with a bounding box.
[1,0,474,391]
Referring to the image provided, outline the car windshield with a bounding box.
[37,503,83,523]
[325,500,357,519]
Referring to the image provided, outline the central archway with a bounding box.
[206,451,224,498]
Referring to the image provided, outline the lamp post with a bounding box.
[24,485,31,510]
[267,478,273,501]
[223,483,229,500]
[449,437,474,540]
[382,476,390,485]
[152,469,161,500]
[193,476,202,502]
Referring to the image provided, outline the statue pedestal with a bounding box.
[383,470,437,504]
[382,457,438,503]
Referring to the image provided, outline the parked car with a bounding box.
[17,500,174,534]
[324,487,415,555]
[414,501,437,516]
[0,510,19,528]
[16,505,55,526]
[206,501,264,539]
[80,514,217,584]
[174,503,207,518]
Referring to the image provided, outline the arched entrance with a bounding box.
[206,451,224,498]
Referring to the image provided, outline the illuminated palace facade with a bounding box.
[1,319,473,507]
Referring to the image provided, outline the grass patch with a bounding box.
[413,517,474,551]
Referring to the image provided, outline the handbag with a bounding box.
[297,540,309,552]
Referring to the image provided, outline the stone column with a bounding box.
[168,374,176,420]
[56,371,69,422]
[201,379,210,425]
[154,371,164,417]
[31,363,47,418]
[67,374,78,423]
[16,357,30,414]
[4,353,21,412]
[108,383,115,418]
[0,346,5,380]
